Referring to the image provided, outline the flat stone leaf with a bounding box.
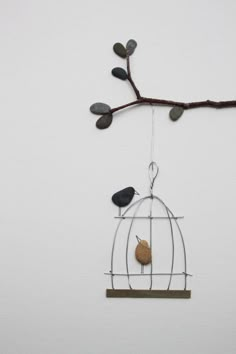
[169,106,184,121]
[126,39,137,55]
[111,67,128,80]
[90,102,111,115]
[96,113,113,129]
[113,43,127,58]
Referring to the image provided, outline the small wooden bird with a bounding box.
[112,186,139,208]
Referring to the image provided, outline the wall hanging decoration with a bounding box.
[90,39,236,298]
[106,161,191,298]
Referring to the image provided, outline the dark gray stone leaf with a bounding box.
[111,67,128,80]
[90,102,111,115]
[96,113,113,129]
[169,106,184,121]
[126,39,137,55]
[113,43,127,58]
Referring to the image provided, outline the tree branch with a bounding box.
[110,55,236,115]
[143,97,236,109]
[93,42,236,123]
[110,97,236,114]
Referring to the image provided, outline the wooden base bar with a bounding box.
[106,289,191,298]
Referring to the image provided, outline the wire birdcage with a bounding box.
[106,162,192,298]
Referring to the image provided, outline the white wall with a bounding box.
[0,0,236,353]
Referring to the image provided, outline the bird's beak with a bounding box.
[134,190,140,195]
[136,235,141,243]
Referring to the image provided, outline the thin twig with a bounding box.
[126,55,141,99]
[111,99,143,113]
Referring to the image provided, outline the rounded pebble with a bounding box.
[169,106,184,121]
[126,39,137,55]
[90,102,111,115]
[113,42,127,58]
[96,113,113,129]
[135,239,152,265]
[111,67,128,80]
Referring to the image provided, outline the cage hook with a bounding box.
[148,161,159,196]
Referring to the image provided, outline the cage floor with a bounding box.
[106,289,191,298]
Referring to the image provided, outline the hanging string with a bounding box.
[150,104,155,164]
[149,104,159,196]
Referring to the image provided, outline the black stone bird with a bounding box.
[112,187,139,208]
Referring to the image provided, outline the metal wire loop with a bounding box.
[148,161,159,195]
